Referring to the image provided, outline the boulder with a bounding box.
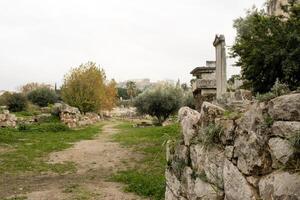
[200,102,225,127]
[165,169,181,197]
[268,93,300,121]
[268,137,294,167]
[234,102,272,175]
[259,171,300,200]
[215,118,235,145]
[182,167,222,200]
[165,186,179,200]
[234,130,272,175]
[0,110,17,128]
[178,107,201,146]
[223,159,259,200]
[272,121,300,138]
[190,145,225,189]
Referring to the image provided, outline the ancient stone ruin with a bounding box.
[52,103,101,128]
[0,108,17,128]
[191,35,227,110]
[165,93,300,200]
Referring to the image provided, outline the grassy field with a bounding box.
[112,122,180,200]
[0,116,102,175]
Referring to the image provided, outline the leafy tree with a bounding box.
[117,87,130,100]
[27,88,58,107]
[61,62,117,113]
[5,93,27,112]
[231,2,300,93]
[102,79,118,111]
[126,81,137,101]
[134,83,184,125]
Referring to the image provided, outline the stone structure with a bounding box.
[165,92,300,200]
[213,35,227,99]
[0,109,17,128]
[52,103,101,128]
[190,61,217,110]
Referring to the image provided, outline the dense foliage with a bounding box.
[61,62,117,113]
[27,88,58,107]
[3,93,27,112]
[231,2,300,93]
[134,84,183,125]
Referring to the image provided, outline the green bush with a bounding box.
[5,93,27,112]
[27,88,58,107]
[134,83,184,125]
[256,80,290,102]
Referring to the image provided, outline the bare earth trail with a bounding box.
[3,121,146,200]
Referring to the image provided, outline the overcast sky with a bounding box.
[0,0,266,91]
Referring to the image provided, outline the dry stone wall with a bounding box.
[166,93,300,200]
[52,103,101,128]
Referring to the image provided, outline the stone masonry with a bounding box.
[165,93,300,200]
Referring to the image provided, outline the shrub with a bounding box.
[289,131,300,154]
[256,79,290,102]
[61,62,117,113]
[134,83,184,125]
[5,93,27,112]
[27,88,58,107]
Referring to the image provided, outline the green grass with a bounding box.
[0,121,103,175]
[112,122,180,200]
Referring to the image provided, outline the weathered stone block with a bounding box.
[259,171,300,200]
[272,121,300,138]
[223,159,259,200]
[268,137,294,167]
[178,107,201,146]
[268,93,300,121]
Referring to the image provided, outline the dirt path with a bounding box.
[4,122,145,200]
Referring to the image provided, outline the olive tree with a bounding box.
[134,83,184,125]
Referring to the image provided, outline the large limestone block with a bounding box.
[234,103,272,175]
[178,107,201,146]
[190,145,225,189]
[268,137,294,167]
[268,93,300,121]
[234,130,272,175]
[165,186,179,200]
[223,159,258,200]
[215,118,235,145]
[200,102,225,127]
[182,167,222,200]
[272,121,300,138]
[259,171,300,200]
[165,169,181,197]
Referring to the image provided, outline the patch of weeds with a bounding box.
[63,184,81,193]
[63,184,99,200]
[201,124,223,149]
[223,110,241,120]
[289,131,300,154]
[18,123,70,133]
[112,170,165,200]
[112,122,180,200]
[264,115,274,128]
[170,159,186,178]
